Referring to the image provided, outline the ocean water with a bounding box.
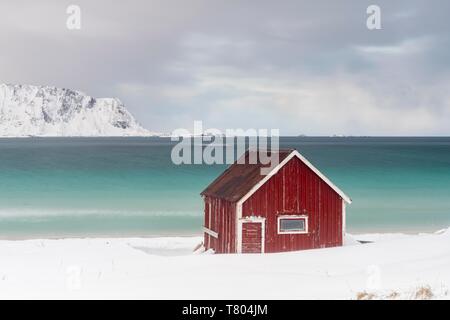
[0,137,449,239]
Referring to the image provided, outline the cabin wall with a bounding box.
[203,196,236,253]
[241,156,343,253]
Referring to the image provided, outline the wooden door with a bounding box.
[241,222,263,253]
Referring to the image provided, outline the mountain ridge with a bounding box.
[0,84,156,137]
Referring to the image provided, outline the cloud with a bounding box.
[355,37,432,55]
[151,67,450,135]
[0,0,449,135]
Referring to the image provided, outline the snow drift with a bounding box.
[0,228,449,299]
[0,84,155,137]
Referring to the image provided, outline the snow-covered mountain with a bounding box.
[0,84,156,137]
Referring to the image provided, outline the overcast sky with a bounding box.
[1,0,449,135]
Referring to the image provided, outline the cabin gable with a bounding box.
[202,149,350,254]
[240,156,343,252]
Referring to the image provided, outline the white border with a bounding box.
[277,215,308,234]
[238,217,265,253]
[236,203,243,253]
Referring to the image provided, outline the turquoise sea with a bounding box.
[0,137,449,239]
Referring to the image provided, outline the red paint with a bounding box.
[203,197,236,253]
[202,150,347,254]
[241,222,262,253]
[241,156,343,253]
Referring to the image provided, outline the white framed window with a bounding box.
[277,215,308,234]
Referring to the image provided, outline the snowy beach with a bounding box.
[0,229,449,300]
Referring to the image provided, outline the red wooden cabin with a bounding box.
[201,149,352,253]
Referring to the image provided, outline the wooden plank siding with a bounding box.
[203,196,236,253]
[241,156,343,253]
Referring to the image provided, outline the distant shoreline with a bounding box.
[0,226,446,241]
[0,135,450,139]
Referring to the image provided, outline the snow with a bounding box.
[0,84,157,137]
[0,229,449,299]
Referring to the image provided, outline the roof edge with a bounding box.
[200,148,296,199]
[292,150,352,204]
[236,149,352,205]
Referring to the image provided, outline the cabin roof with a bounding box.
[201,149,293,202]
[201,148,352,204]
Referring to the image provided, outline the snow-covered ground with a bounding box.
[0,229,449,300]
